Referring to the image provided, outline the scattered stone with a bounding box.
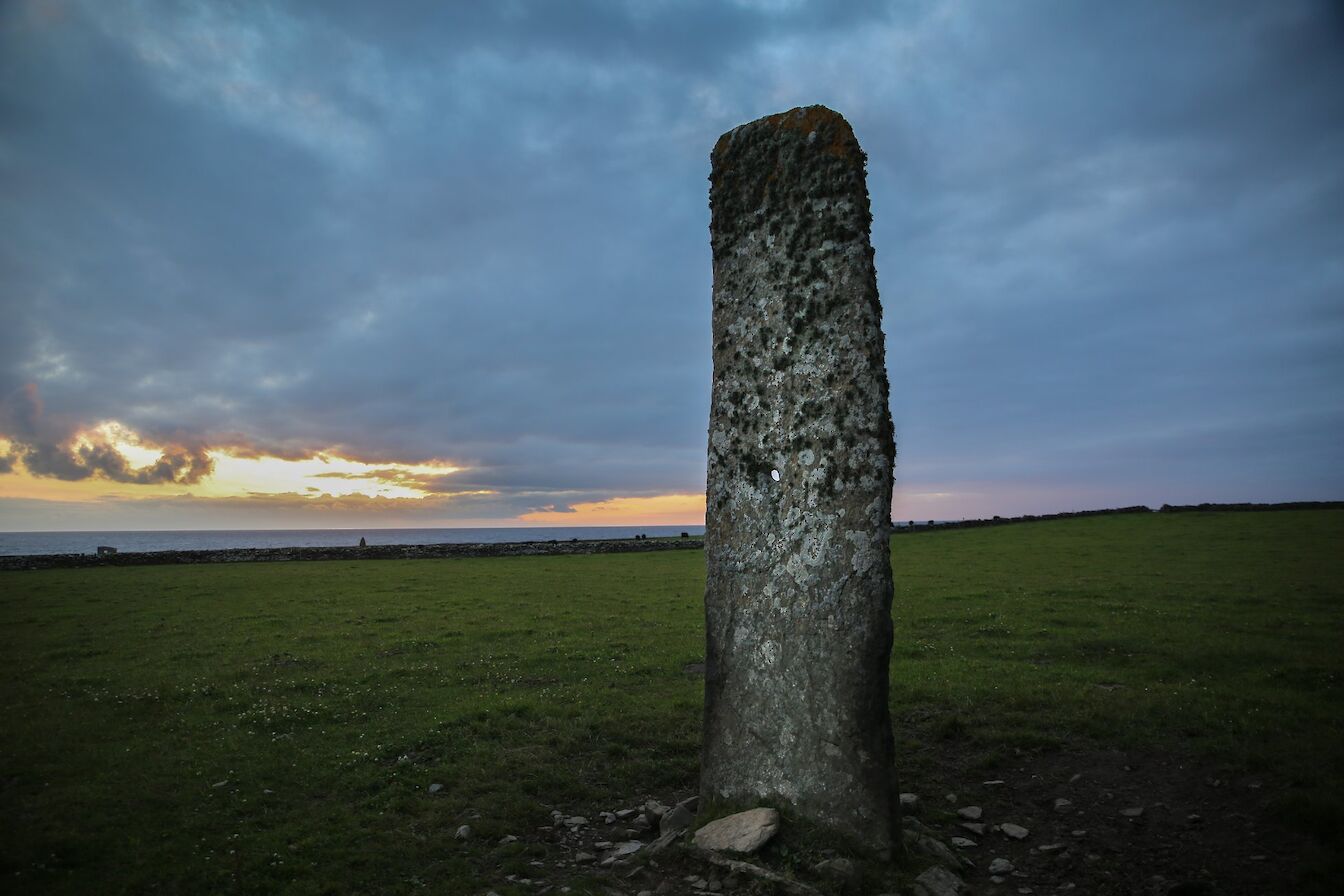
[1018,889,1033,894]
[1186,813,1203,824]
[901,792,921,811]
[950,837,977,848]
[454,825,471,840]
[1053,798,1071,811]
[593,841,614,850]
[945,793,958,804]
[903,831,963,868]
[814,858,857,880]
[991,876,1005,884]
[610,841,643,858]
[661,800,696,836]
[1071,830,1087,837]
[1069,773,1081,784]
[957,806,982,821]
[211,780,229,788]
[1038,843,1066,853]
[983,780,1006,787]
[913,865,964,896]
[644,801,669,825]
[692,807,779,854]
[600,811,617,824]
[1001,823,1029,840]
[498,835,518,845]
[1120,807,1144,818]
[903,815,936,836]
[428,783,443,794]
[574,852,595,864]
[989,858,1014,874]
[615,809,639,820]
[632,815,652,831]
[961,822,987,836]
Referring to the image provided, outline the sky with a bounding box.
[1,0,1342,531]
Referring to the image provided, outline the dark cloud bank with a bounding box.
[1,0,1341,526]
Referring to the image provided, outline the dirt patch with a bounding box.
[903,743,1326,895]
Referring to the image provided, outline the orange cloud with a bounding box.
[519,492,706,526]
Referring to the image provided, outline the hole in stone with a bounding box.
[770,469,781,482]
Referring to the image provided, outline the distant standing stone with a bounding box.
[358,536,366,548]
[702,104,897,857]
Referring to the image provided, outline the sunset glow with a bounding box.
[519,493,706,526]
[4,420,466,503]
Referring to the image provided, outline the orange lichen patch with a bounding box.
[712,105,858,163]
[765,105,858,159]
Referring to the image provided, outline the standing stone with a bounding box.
[701,106,897,856]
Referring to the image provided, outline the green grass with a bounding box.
[1,510,1341,894]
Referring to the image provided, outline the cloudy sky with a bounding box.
[1,0,1341,531]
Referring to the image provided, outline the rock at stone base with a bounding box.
[1001,823,1029,840]
[988,857,1014,874]
[644,800,670,825]
[913,865,964,896]
[813,857,857,880]
[692,807,779,854]
[661,800,696,836]
[454,824,471,840]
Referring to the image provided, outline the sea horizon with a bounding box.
[0,524,708,557]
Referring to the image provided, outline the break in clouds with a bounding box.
[2,0,1342,526]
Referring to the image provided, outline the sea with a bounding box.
[0,525,706,557]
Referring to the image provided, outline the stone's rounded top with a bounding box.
[712,104,860,164]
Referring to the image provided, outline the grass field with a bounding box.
[2,510,1341,894]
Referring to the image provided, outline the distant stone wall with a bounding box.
[892,501,1344,534]
[0,537,704,572]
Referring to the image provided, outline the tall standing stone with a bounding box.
[701,106,897,856]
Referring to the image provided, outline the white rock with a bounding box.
[610,841,642,858]
[498,834,518,845]
[615,809,638,820]
[454,825,471,840]
[1001,823,1029,840]
[900,792,920,810]
[428,783,443,794]
[692,807,780,853]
